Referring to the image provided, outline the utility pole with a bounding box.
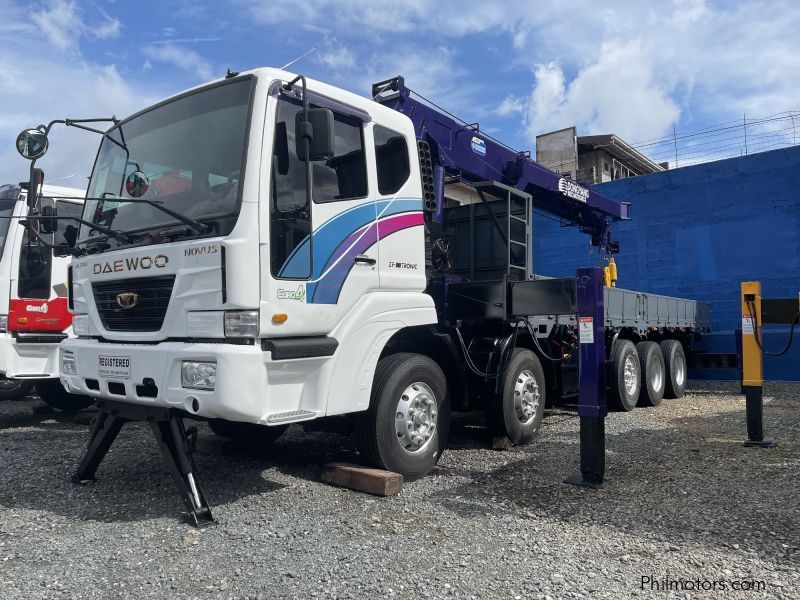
[673,126,678,168]
[743,113,748,155]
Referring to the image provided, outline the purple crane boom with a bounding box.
[373,76,630,252]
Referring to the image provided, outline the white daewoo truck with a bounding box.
[19,68,707,522]
[0,182,91,408]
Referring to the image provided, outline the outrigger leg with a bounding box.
[72,400,213,526]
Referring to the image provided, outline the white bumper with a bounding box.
[59,338,327,424]
[0,333,60,379]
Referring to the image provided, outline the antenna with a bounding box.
[44,174,75,184]
[281,46,318,70]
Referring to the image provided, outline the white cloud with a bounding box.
[31,0,121,52]
[497,95,526,117]
[0,58,155,185]
[143,44,216,81]
[320,45,356,72]
[237,0,800,146]
[525,41,681,141]
[0,1,153,185]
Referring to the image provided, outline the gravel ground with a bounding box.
[0,381,798,599]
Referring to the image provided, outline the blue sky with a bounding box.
[1,0,798,186]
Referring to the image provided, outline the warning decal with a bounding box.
[579,316,594,344]
[742,314,754,335]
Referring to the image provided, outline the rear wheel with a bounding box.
[208,419,288,445]
[660,339,687,399]
[36,379,93,411]
[636,341,665,407]
[487,348,546,445]
[608,339,640,412]
[355,353,449,480]
[0,376,34,401]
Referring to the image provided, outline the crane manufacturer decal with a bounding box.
[558,178,590,203]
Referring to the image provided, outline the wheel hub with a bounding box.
[674,353,686,386]
[395,382,438,453]
[651,356,664,392]
[514,369,540,425]
[623,355,638,397]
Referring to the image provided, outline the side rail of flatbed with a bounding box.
[441,277,711,335]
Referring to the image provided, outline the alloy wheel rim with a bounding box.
[394,382,438,454]
[514,369,540,425]
[651,356,664,392]
[623,355,638,397]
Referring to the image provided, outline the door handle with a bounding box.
[354,254,376,266]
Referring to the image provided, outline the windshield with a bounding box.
[0,185,20,260]
[81,77,253,248]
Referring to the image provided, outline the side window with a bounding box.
[270,95,369,279]
[373,125,410,195]
[55,201,82,247]
[18,198,53,299]
[313,112,367,203]
[271,97,311,279]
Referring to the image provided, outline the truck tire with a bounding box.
[487,348,546,445]
[355,353,449,480]
[636,341,665,407]
[36,379,93,411]
[208,419,288,445]
[608,339,640,412]
[660,339,687,399]
[0,376,34,401]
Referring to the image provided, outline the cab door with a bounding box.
[263,91,379,337]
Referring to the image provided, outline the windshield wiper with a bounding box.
[101,193,210,234]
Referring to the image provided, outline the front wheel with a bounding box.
[0,376,34,401]
[487,348,546,445]
[355,353,449,480]
[36,379,93,411]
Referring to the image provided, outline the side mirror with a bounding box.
[295,108,334,162]
[16,128,49,160]
[40,204,58,234]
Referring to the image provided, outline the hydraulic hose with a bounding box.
[746,300,799,357]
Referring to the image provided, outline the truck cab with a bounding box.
[0,183,90,408]
[61,69,434,465]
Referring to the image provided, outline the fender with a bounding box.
[323,291,436,416]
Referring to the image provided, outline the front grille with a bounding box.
[93,275,175,332]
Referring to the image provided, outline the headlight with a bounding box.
[62,350,77,375]
[72,314,89,336]
[0,315,7,332]
[181,361,216,390]
[224,310,259,337]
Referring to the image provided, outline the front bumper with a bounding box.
[0,333,62,379]
[59,338,310,423]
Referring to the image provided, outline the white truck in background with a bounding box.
[0,182,90,408]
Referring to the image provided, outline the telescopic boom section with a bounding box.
[373,76,630,250]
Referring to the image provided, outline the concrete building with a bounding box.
[536,126,666,184]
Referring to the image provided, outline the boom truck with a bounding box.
[15,68,708,523]
[0,181,91,409]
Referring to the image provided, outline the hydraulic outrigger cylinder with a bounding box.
[73,400,213,526]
